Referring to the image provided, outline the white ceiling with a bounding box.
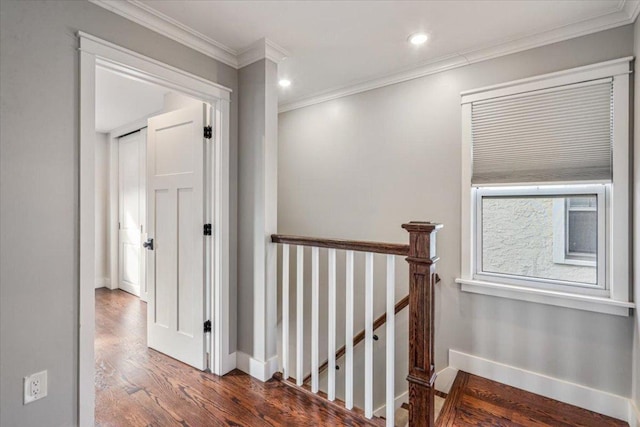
[95,66,168,133]
[94,0,640,110]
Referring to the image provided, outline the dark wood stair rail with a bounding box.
[272,222,442,427]
[271,234,410,255]
[403,222,442,427]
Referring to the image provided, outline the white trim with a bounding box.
[237,38,289,69]
[87,1,290,70]
[457,278,634,316]
[236,351,279,382]
[211,97,234,376]
[623,0,640,22]
[372,366,457,417]
[79,32,231,101]
[610,72,631,303]
[95,277,110,289]
[79,32,233,425]
[118,281,140,297]
[279,6,638,112]
[460,57,632,103]
[79,47,96,427]
[448,349,631,422]
[87,0,638,112]
[435,366,459,394]
[373,390,408,418]
[87,0,237,68]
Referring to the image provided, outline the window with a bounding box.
[476,185,605,296]
[457,58,633,316]
[552,196,597,267]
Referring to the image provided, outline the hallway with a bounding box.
[94,288,380,426]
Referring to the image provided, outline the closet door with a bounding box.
[118,130,145,297]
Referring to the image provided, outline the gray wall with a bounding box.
[278,25,635,398]
[237,59,279,364]
[0,1,238,425]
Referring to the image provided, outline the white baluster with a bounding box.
[296,245,304,386]
[328,248,337,401]
[364,252,374,418]
[386,255,395,427]
[345,250,354,410]
[311,246,319,393]
[282,244,289,379]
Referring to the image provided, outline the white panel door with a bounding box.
[118,130,145,297]
[146,104,206,370]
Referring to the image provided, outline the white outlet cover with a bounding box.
[24,370,47,404]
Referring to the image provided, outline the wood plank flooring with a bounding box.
[95,288,380,426]
[436,371,628,427]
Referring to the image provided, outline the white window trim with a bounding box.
[457,57,634,317]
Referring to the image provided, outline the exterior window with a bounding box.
[553,197,597,267]
[476,186,605,295]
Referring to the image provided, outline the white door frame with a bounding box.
[79,32,234,426]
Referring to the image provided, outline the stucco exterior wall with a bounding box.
[483,198,596,284]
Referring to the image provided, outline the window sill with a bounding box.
[455,278,634,317]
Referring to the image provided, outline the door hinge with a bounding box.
[204,223,212,236]
[204,320,212,333]
[204,126,212,139]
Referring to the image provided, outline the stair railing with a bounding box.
[272,221,442,427]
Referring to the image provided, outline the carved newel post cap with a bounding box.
[401,222,443,232]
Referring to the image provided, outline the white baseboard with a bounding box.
[449,349,630,422]
[95,277,110,288]
[373,390,408,417]
[217,351,237,376]
[629,399,640,427]
[373,366,456,417]
[118,281,140,297]
[236,351,279,382]
[435,366,458,394]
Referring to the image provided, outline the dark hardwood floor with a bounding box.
[95,288,380,426]
[436,371,628,427]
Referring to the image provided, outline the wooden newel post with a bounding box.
[402,221,443,427]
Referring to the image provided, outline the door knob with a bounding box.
[143,238,154,250]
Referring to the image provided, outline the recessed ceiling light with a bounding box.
[409,33,428,45]
[279,79,291,88]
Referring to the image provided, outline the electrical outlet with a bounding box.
[24,370,47,404]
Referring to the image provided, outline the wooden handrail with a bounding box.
[271,234,409,256]
[273,222,442,426]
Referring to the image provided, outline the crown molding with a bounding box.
[88,0,290,69]
[279,0,640,113]
[623,0,640,21]
[237,38,290,68]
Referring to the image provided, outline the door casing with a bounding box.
[79,32,233,427]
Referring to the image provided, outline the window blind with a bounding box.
[471,79,613,185]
